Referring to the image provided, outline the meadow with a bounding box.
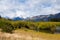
[0,18,60,33]
[0,18,60,40]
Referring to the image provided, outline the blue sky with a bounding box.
[0,0,60,18]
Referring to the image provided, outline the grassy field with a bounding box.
[0,18,60,40]
[14,29,60,40]
[0,29,60,40]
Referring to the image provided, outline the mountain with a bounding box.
[1,13,60,21]
[13,17,24,21]
[26,15,49,21]
[26,13,60,22]
[48,13,60,21]
[53,13,60,18]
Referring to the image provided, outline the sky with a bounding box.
[0,0,60,18]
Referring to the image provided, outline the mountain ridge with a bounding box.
[0,13,60,21]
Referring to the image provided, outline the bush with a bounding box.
[0,20,14,33]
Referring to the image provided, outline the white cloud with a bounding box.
[0,0,60,18]
[16,10,28,18]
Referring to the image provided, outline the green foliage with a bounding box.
[0,18,60,33]
[0,19,14,33]
[50,18,60,22]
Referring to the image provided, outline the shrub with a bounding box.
[0,20,14,33]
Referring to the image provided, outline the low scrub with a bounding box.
[0,18,60,33]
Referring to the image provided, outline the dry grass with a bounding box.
[14,29,60,40]
[0,29,60,40]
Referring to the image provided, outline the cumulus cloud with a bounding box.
[0,0,60,18]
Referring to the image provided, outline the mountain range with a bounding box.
[12,17,24,21]
[25,13,60,21]
[2,13,60,21]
